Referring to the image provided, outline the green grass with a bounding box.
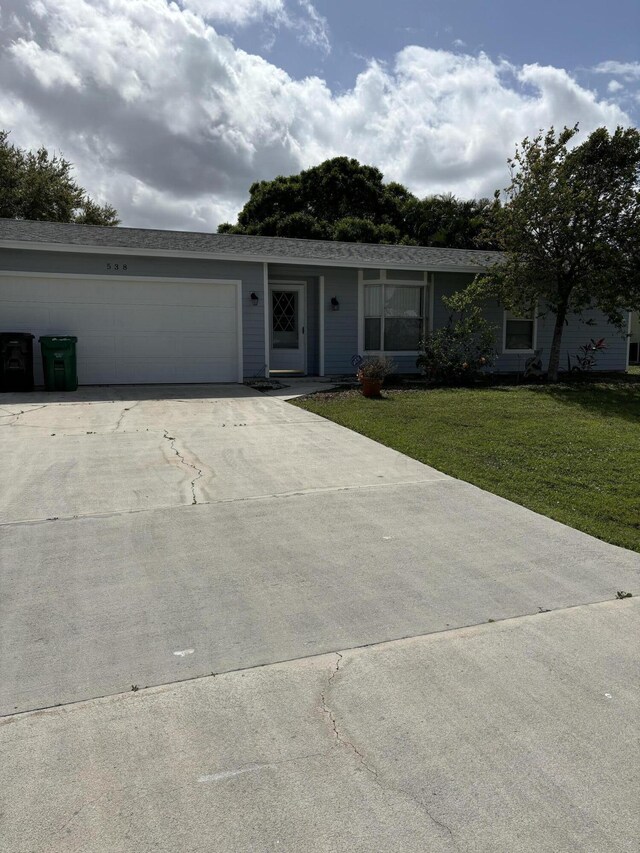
[295,374,640,552]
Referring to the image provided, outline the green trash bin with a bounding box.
[39,336,78,391]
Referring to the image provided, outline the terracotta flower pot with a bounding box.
[361,377,383,397]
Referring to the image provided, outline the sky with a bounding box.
[0,0,638,231]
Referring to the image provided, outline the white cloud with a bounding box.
[608,80,623,93]
[593,61,640,79]
[294,0,330,53]
[10,39,82,89]
[179,0,285,27]
[178,0,329,51]
[0,0,634,230]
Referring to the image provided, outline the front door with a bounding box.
[269,283,306,373]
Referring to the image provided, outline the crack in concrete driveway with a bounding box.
[162,429,205,505]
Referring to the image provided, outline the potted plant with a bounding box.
[357,356,396,397]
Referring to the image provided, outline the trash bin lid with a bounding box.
[0,332,35,340]
[39,336,78,344]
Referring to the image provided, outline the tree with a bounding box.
[405,193,499,250]
[221,157,409,242]
[219,157,494,248]
[0,130,119,225]
[482,124,640,381]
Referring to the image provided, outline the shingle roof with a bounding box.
[0,218,502,271]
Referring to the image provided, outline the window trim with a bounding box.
[502,308,537,354]
[358,270,433,356]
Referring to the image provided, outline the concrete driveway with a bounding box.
[1,384,639,851]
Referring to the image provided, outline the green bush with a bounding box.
[417,291,496,385]
[357,356,397,382]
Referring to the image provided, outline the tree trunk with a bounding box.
[547,302,568,382]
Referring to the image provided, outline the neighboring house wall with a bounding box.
[0,248,266,377]
[629,312,640,363]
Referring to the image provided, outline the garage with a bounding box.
[0,274,242,384]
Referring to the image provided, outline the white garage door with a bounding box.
[0,274,241,384]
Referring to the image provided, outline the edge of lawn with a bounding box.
[292,377,640,554]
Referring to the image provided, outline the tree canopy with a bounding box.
[478,124,640,380]
[0,130,119,225]
[218,156,497,249]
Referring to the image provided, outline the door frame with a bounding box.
[268,280,307,375]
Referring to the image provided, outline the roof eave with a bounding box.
[0,239,495,274]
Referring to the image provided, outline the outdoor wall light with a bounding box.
[331,296,340,311]
[250,292,259,306]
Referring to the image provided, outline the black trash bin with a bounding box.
[39,336,78,391]
[0,333,35,392]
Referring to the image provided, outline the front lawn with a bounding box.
[295,375,640,553]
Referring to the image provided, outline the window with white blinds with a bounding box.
[364,283,427,352]
[503,310,536,351]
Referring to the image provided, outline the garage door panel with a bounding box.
[110,305,227,334]
[48,303,115,331]
[103,281,237,308]
[110,357,236,384]
[0,302,50,329]
[179,333,235,358]
[79,358,119,384]
[116,334,181,358]
[0,275,240,384]
[78,336,118,358]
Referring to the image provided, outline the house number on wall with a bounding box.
[106,262,128,271]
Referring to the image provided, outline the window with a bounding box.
[503,310,535,352]
[364,282,427,352]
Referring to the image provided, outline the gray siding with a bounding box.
[433,272,628,374]
[2,248,628,380]
[520,308,628,374]
[270,264,628,376]
[268,265,320,375]
[322,267,360,374]
[0,248,266,377]
[269,263,360,376]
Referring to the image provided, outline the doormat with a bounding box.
[244,379,288,392]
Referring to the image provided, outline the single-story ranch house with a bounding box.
[0,218,631,385]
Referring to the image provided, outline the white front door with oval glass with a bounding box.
[269,282,306,373]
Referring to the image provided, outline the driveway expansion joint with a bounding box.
[2,597,636,720]
[0,477,453,527]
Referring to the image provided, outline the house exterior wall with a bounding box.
[284,265,629,376]
[268,265,320,375]
[431,272,628,375]
[0,248,266,377]
[269,263,360,375]
[1,248,629,380]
